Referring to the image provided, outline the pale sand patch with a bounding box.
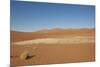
[12,36,95,45]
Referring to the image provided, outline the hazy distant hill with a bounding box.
[11,28,95,42]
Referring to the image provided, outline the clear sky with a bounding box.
[11,0,95,32]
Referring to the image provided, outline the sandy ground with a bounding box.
[12,36,94,45]
[10,29,95,66]
[11,43,95,66]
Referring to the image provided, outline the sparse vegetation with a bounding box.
[20,51,29,60]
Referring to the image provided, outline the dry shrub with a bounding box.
[20,51,29,60]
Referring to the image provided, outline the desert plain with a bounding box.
[10,28,95,66]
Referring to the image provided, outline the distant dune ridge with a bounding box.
[11,28,95,42]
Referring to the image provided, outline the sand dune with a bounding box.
[11,28,95,42]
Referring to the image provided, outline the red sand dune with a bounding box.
[11,28,95,42]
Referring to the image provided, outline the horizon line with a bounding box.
[11,27,95,32]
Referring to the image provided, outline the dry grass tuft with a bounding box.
[20,51,29,60]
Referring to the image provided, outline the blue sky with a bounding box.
[11,1,95,32]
